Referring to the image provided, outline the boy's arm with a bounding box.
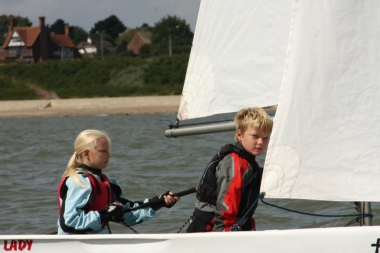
[213,155,243,232]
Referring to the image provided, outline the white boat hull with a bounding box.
[2,226,380,253]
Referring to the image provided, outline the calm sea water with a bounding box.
[0,113,378,235]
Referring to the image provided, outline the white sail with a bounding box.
[177,0,293,121]
[262,0,380,202]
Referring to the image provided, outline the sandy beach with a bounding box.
[0,96,181,118]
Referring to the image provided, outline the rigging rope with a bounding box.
[259,194,373,227]
[177,215,193,233]
[259,194,373,220]
[231,192,373,230]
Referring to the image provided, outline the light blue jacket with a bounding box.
[58,173,156,234]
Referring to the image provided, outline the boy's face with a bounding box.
[236,128,269,156]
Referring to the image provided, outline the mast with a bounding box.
[165,109,275,138]
[164,121,235,138]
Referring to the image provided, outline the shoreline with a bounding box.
[0,96,181,118]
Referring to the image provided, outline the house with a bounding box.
[1,16,80,63]
[127,32,152,54]
[50,26,81,59]
[77,36,115,58]
[77,37,97,58]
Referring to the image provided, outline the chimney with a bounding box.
[39,16,48,60]
[39,16,45,29]
[9,17,16,32]
[64,25,69,37]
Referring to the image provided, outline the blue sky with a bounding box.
[1,0,201,32]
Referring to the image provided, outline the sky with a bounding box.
[1,0,201,32]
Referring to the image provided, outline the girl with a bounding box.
[58,129,178,234]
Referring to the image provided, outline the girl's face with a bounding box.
[236,128,269,156]
[84,137,111,169]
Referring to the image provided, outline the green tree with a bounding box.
[90,15,126,44]
[0,15,32,45]
[139,44,157,58]
[151,15,193,55]
[48,19,66,34]
[48,19,88,46]
[70,26,88,46]
[115,38,129,54]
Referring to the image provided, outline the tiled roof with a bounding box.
[15,27,41,46]
[138,32,152,43]
[3,26,76,49]
[2,27,40,48]
[93,41,114,47]
[50,34,76,47]
[127,32,152,54]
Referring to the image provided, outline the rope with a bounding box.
[231,192,373,230]
[107,223,112,234]
[231,192,264,231]
[259,194,373,228]
[177,215,193,233]
[126,225,140,234]
[344,217,360,227]
[123,215,194,234]
[259,194,373,220]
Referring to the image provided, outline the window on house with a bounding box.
[10,37,22,43]
[8,48,19,55]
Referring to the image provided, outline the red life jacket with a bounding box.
[58,173,112,216]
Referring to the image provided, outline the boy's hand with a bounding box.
[150,191,179,210]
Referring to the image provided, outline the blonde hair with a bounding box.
[63,129,111,187]
[234,107,273,141]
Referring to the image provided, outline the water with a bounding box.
[0,113,378,235]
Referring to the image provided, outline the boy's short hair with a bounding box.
[234,107,273,141]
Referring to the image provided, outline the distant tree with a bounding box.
[151,15,193,55]
[48,19,66,34]
[0,15,32,45]
[140,23,151,29]
[115,38,129,55]
[48,19,88,46]
[89,32,113,48]
[90,15,126,44]
[139,44,157,58]
[70,26,88,46]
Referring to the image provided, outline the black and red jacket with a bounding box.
[187,142,262,232]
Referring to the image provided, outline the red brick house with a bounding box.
[1,16,80,63]
[127,32,152,54]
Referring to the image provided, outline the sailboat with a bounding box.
[2,0,380,252]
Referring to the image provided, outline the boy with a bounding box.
[186,107,273,232]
